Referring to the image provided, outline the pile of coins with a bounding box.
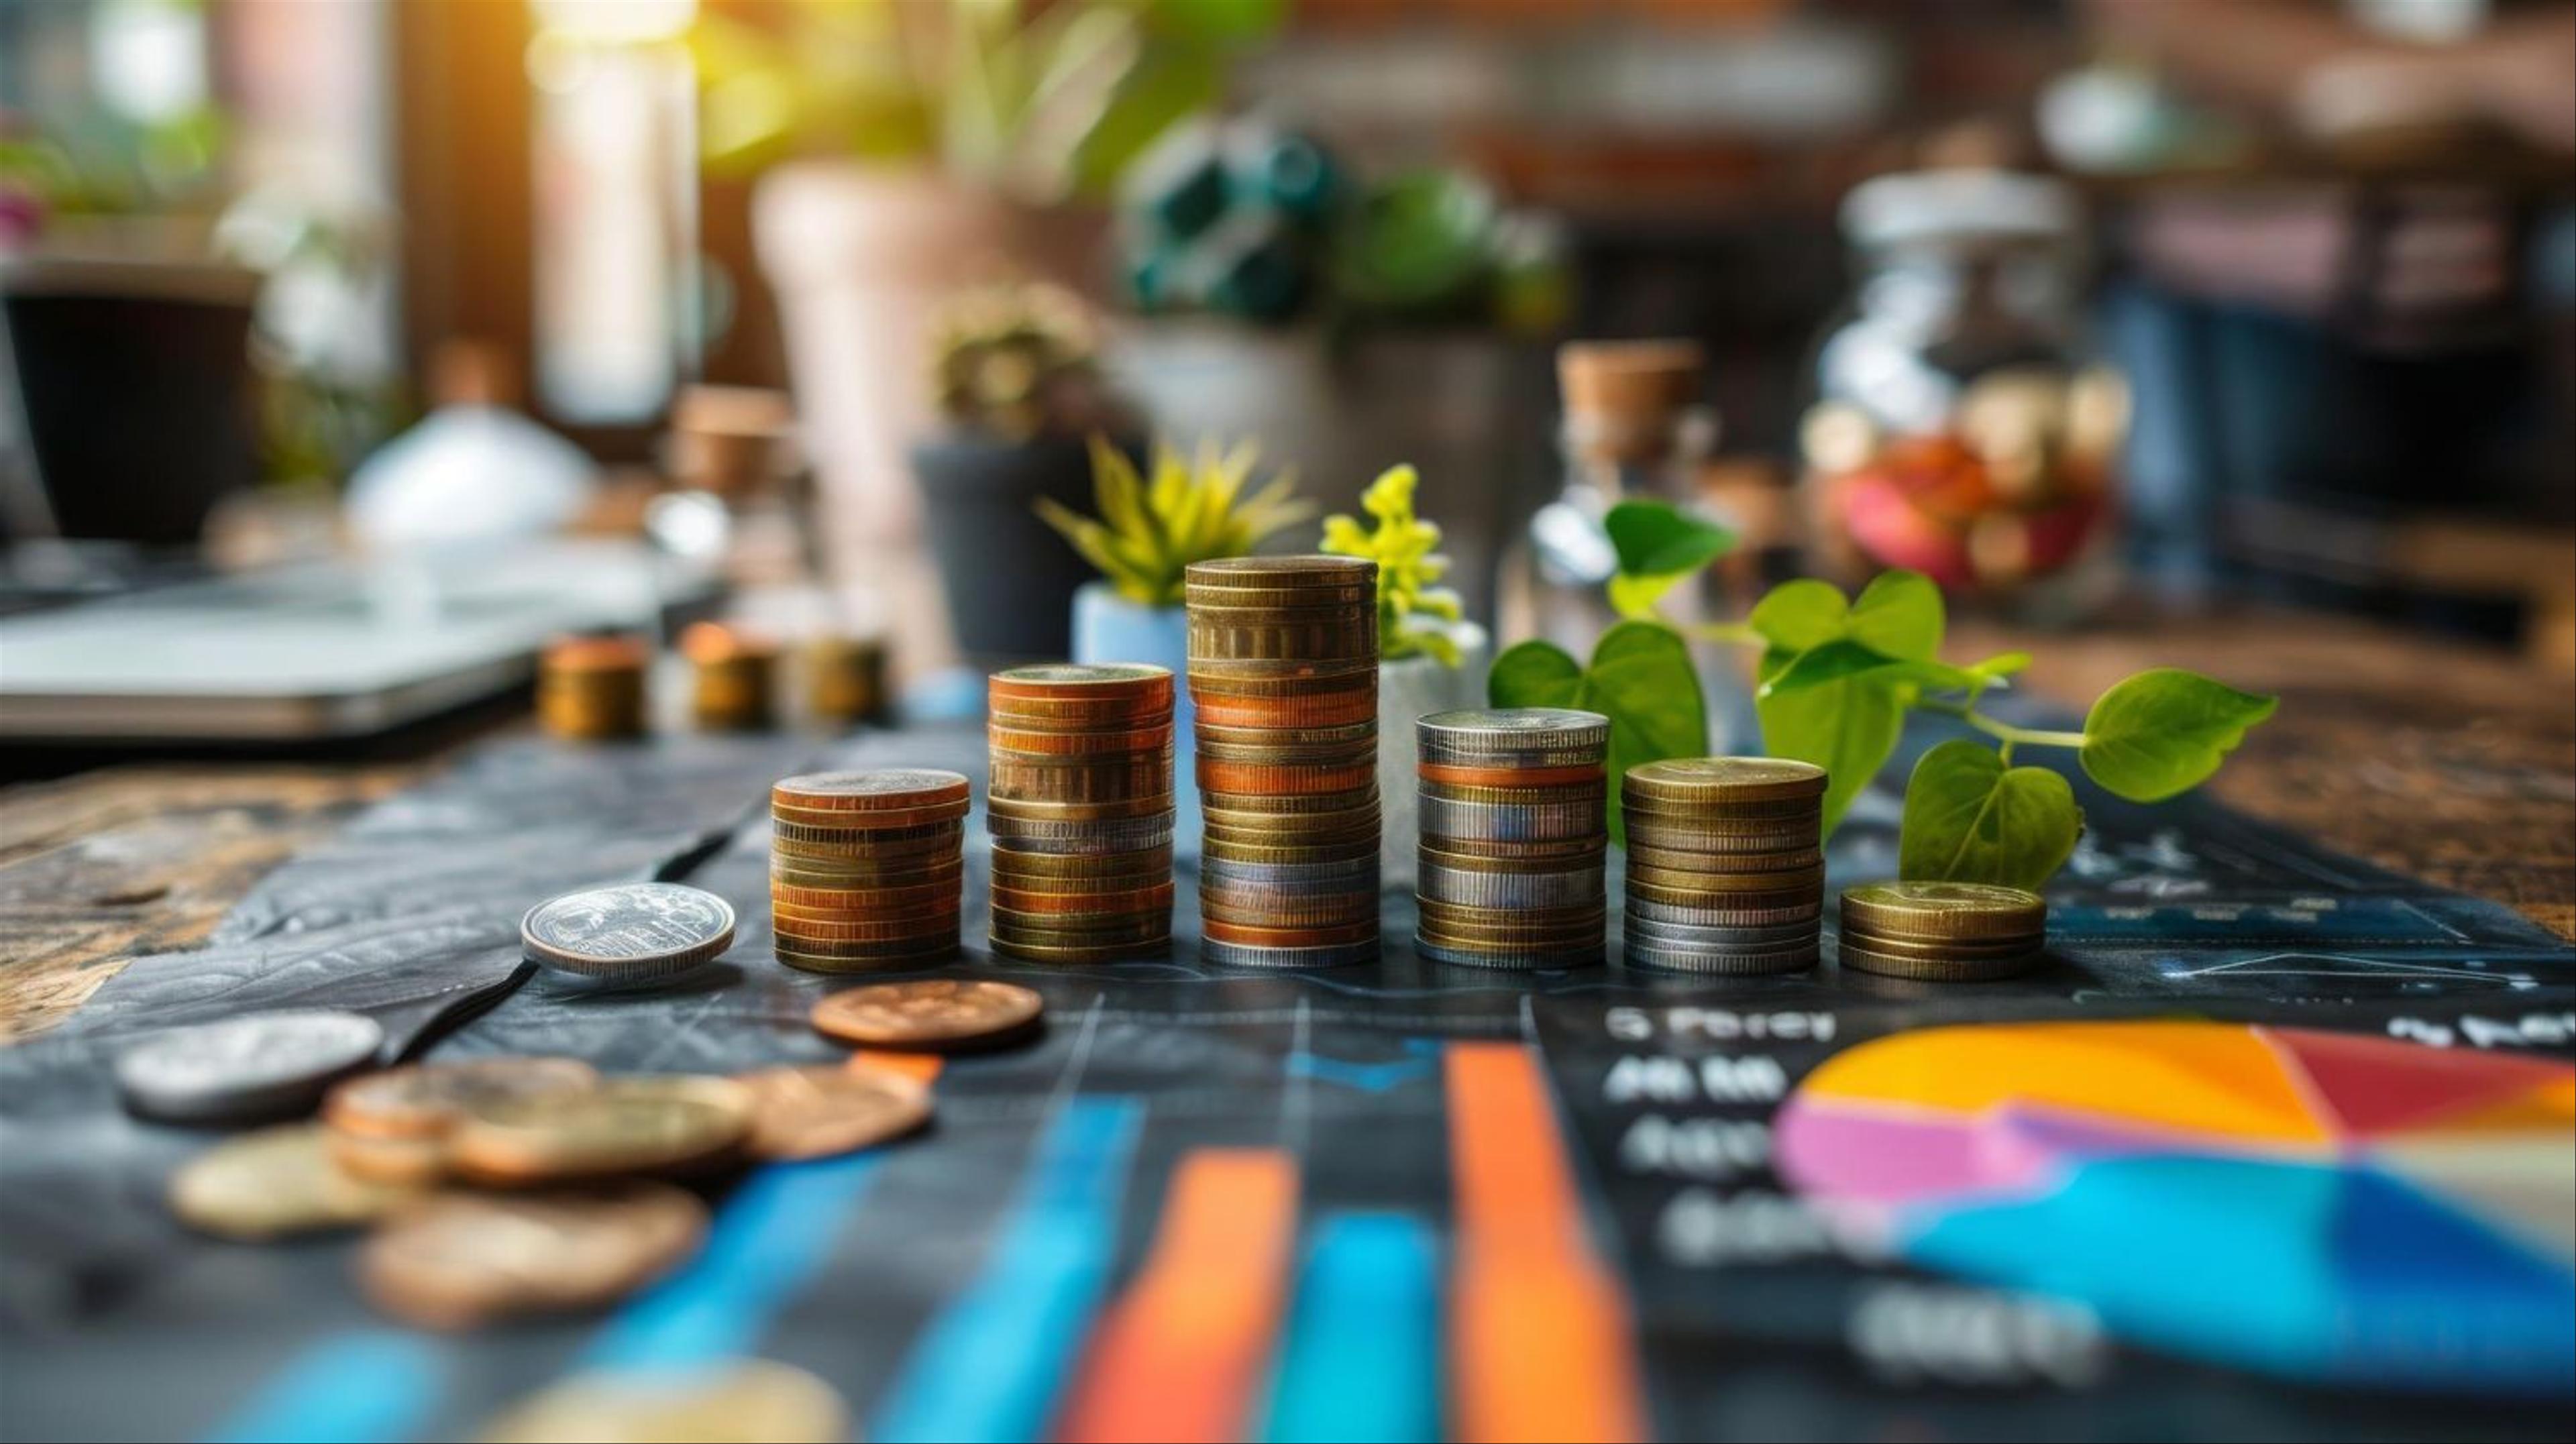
[1621,758,1827,973]
[1837,881,2047,981]
[769,769,969,972]
[1413,708,1610,968]
[985,664,1177,962]
[683,622,777,731]
[537,634,649,740]
[1186,556,1382,968]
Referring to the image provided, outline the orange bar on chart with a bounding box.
[1055,1148,1301,1443]
[1447,1042,1649,1444]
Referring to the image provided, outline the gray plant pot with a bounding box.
[912,435,1130,662]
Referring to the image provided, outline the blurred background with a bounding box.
[3,0,2571,743]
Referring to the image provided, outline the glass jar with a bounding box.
[1801,171,2127,614]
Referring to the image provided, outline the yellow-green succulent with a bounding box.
[1037,437,1313,607]
[1322,464,1465,665]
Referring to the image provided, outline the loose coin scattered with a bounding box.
[479,1359,849,1443]
[361,1182,706,1330]
[521,883,737,981]
[116,1009,385,1125]
[737,1064,932,1161]
[168,1123,417,1239]
[448,1075,753,1185]
[323,1058,602,1184]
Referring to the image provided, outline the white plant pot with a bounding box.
[1375,624,1491,887]
[1069,582,1199,844]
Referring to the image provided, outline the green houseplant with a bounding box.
[1493,497,2277,887]
[1322,465,1487,880]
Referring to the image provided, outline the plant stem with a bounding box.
[1917,698,2087,751]
[1680,620,1766,647]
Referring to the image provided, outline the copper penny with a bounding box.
[1417,761,1604,789]
[809,979,1044,1050]
[737,1064,932,1161]
[361,1182,706,1331]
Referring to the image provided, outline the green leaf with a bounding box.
[2079,669,2279,802]
[1968,651,2033,681]
[1606,500,1733,582]
[1489,623,1705,844]
[1756,670,1902,838]
[1899,739,2084,890]
[1845,569,1943,661]
[1758,638,1979,699]
[1747,579,1847,653]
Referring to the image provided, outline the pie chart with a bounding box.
[1775,1021,2575,1396]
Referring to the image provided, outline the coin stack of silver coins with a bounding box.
[1413,708,1611,968]
[768,769,969,972]
[1186,555,1383,968]
[1621,758,1827,973]
[985,663,1177,962]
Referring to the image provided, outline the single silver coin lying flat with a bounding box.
[115,1009,385,1125]
[521,882,737,980]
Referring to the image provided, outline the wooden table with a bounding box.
[5,606,2569,1044]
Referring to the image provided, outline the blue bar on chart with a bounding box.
[1260,1211,1444,1444]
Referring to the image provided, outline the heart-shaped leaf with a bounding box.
[1756,656,1902,837]
[2079,669,2279,802]
[1844,569,1943,661]
[1489,622,1705,844]
[1758,638,1979,699]
[1899,739,2084,889]
[1747,579,1848,653]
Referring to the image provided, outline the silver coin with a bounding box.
[1415,863,1605,910]
[1418,795,1605,843]
[115,1009,384,1125]
[1416,708,1609,753]
[1197,856,1382,887]
[1621,915,1821,949]
[1623,938,1821,976]
[1416,936,1606,971]
[1199,937,1380,970]
[1624,895,1824,929]
[521,882,737,979]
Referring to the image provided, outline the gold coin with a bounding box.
[1193,691,1379,728]
[1623,844,1825,877]
[1623,757,1828,804]
[448,1076,753,1186]
[983,792,1175,823]
[809,979,1044,1048]
[771,801,971,833]
[1838,881,2048,941]
[169,1124,418,1240]
[987,845,1172,880]
[736,1064,931,1161]
[1416,842,1606,874]
[1832,928,2044,960]
[771,768,969,812]
[1625,875,1823,910]
[1837,938,2045,982]
[478,1359,848,1443]
[362,1182,705,1331]
[990,935,1171,964]
[325,1058,600,1141]
[329,1128,453,1186]
[988,723,1175,757]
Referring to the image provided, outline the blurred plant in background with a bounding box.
[928,281,1121,442]
[692,0,1281,203]
[1037,436,1309,606]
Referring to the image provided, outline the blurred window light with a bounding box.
[529,0,700,425]
[2347,0,2490,44]
[89,0,207,124]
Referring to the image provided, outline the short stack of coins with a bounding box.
[1621,757,1827,974]
[537,634,648,740]
[682,622,777,732]
[1186,555,1382,968]
[1837,881,2047,981]
[985,664,1177,962]
[769,769,968,972]
[1414,708,1611,968]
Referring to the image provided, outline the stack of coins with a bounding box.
[1186,556,1381,968]
[537,634,649,740]
[985,664,1177,962]
[1621,758,1827,974]
[1837,881,2047,981]
[769,770,968,972]
[1413,708,1610,968]
[804,634,890,726]
[683,622,777,731]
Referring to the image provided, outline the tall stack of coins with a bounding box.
[769,769,968,972]
[1621,758,1827,974]
[1837,881,2046,981]
[538,635,649,740]
[1186,556,1381,968]
[986,664,1177,962]
[1413,708,1610,968]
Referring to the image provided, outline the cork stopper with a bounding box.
[1558,340,1707,467]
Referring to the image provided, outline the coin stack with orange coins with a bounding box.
[1621,757,1827,974]
[1186,555,1382,968]
[1414,708,1611,968]
[537,634,650,740]
[683,622,778,731]
[985,664,1177,962]
[769,769,969,972]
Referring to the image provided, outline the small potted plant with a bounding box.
[912,282,1134,659]
[1038,435,1312,829]
[1322,464,1489,881]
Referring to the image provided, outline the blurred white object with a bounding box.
[346,341,598,551]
